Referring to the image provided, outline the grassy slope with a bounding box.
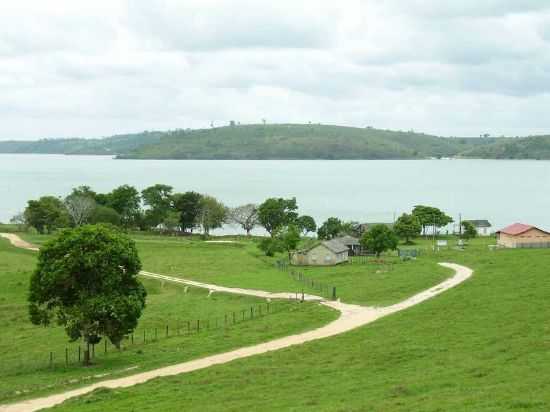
[51,237,550,412]
[0,238,337,404]
[18,233,453,306]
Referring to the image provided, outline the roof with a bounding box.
[321,239,348,254]
[496,223,550,236]
[297,239,348,255]
[464,220,492,228]
[334,235,360,246]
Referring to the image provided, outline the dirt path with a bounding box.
[0,233,40,251]
[0,234,473,412]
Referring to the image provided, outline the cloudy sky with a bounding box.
[2,0,550,140]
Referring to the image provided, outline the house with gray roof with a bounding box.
[463,219,492,236]
[291,238,349,266]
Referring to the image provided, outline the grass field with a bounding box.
[18,232,454,306]
[48,237,550,411]
[0,238,337,404]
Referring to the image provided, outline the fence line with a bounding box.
[275,260,337,300]
[6,299,305,372]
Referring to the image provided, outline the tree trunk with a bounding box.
[246,228,251,236]
[83,342,91,366]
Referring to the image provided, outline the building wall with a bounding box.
[475,226,491,236]
[291,244,348,266]
[498,228,550,248]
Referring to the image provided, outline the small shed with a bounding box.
[463,220,492,236]
[496,223,550,248]
[291,239,349,266]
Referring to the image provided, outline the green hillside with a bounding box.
[462,135,550,159]
[119,124,491,160]
[2,124,550,159]
[0,131,165,155]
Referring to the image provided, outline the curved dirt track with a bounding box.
[0,233,473,412]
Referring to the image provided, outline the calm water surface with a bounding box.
[1,154,550,233]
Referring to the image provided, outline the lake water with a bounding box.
[2,154,550,234]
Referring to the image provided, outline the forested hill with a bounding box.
[1,124,549,159]
[0,131,165,155]
[116,124,478,159]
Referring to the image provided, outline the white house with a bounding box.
[463,220,493,236]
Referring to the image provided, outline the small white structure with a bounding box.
[463,220,492,236]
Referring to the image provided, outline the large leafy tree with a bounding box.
[141,184,173,228]
[360,224,398,257]
[317,217,343,240]
[24,196,70,234]
[412,205,453,236]
[173,191,203,233]
[108,185,141,227]
[257,197,298,236]
[198,195,227,236]
[229,204,259,236]
[393,213,421,244]
[28,225,146,365]
[296,215,316,236]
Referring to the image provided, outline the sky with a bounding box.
[2,0,550,140]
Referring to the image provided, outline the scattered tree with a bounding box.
[108,185,141,227]
[317,217,343,240]
[296,215,316,236]
[24,196,70,234]
[173,191,203,233]
[28,225,146,365]
[64,194,96,226]
[257,197,298,236]
[229,204,259,236]
[9,212,27,231]
[461,221,477,239]
[360,224,398,257]
[393,213,421,244]
[141,184,173,228]
[89,205,121,226]
[198,195,227,236]
[412,205,453,236]
[258,236,283,257]
[277,225,301,259]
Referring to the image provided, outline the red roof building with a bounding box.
[496,223,550,248]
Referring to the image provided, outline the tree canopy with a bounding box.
[229,204,259,236]
[360,224,398,257]
[317,217,343,240]
[198,195,227,236]
[412,205,453,235]
[28,225,146,364]
[296,215,316,236]
[173,191,203,233]
[393,213,421,244]
[257,197,298,236]
[461,221,477,239]
[24,196,70,234]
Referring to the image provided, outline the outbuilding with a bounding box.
[291,239,349,266]
[496,223,550,248]
[463,220,493,236]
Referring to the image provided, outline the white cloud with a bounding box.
[1,0,550,140]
